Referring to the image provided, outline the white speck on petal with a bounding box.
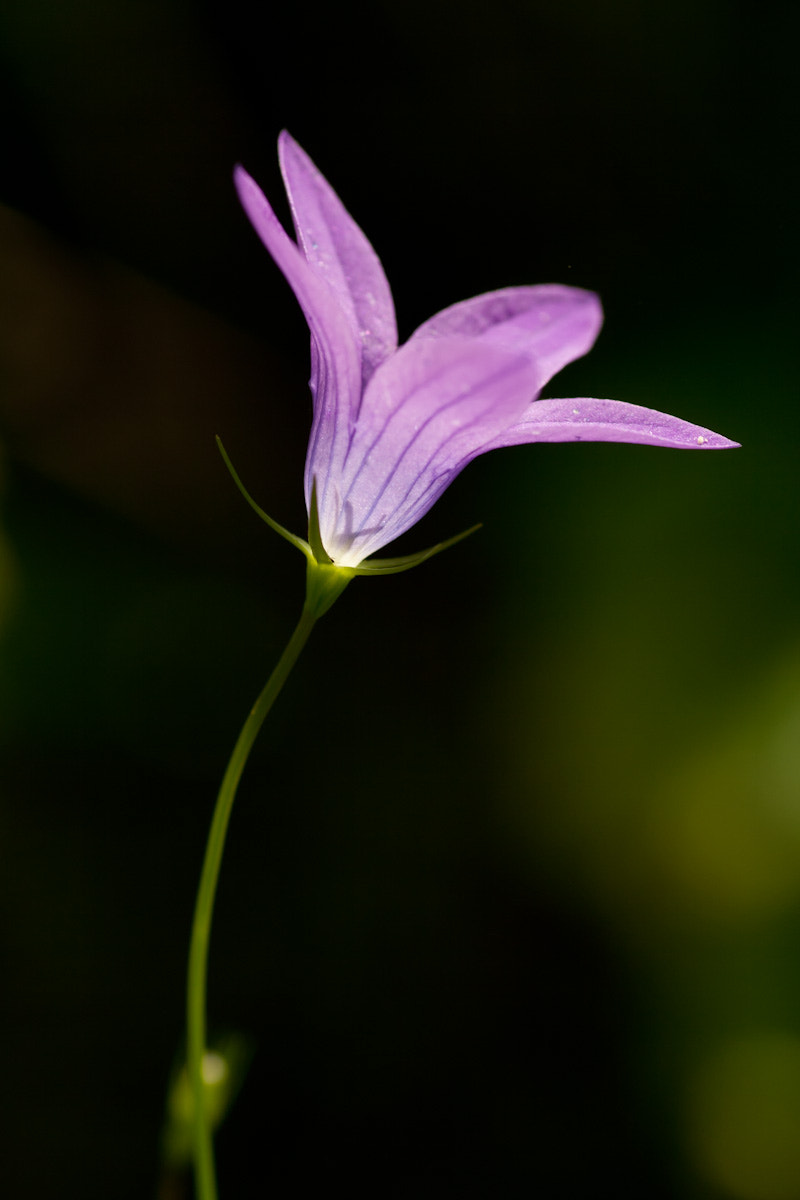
[697,435,706,444]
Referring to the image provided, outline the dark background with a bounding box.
[0,1,798,1197]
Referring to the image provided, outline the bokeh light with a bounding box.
[688,1033,800,1200]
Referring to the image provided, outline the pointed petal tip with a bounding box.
[277,130,293,163]
[278,129,307,167]
[278,129,314,178]
[233,163,260,201]
[697,433,741,450]
[489,397,740,452]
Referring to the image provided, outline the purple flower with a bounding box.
[235,134,738,569]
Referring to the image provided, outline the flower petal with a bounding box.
[321,336,545,565]
[411,285,603,391]
[484,397,741,449]
[278,132,398,384]
[234,165,362,515]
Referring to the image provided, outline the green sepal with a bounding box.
[352,524,482,575]
[216,436,311,559]
[302,478,355,617]
[218,443,481,612]
[307,478,332,564]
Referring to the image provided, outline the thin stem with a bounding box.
[186,603,318,1200]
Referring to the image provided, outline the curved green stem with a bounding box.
[186,603,318,1200]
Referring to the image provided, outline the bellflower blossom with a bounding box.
[234,134,737,568]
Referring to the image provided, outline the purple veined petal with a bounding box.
[278,132,398,386]
[482,397,741,450]
[234,166,362,514]
[319,336,546,565]
[411,285,603,392]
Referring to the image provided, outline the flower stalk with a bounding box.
[184,440,477,1198]
[186,600,320,1200]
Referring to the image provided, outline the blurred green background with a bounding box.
[0,0,797,1196]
